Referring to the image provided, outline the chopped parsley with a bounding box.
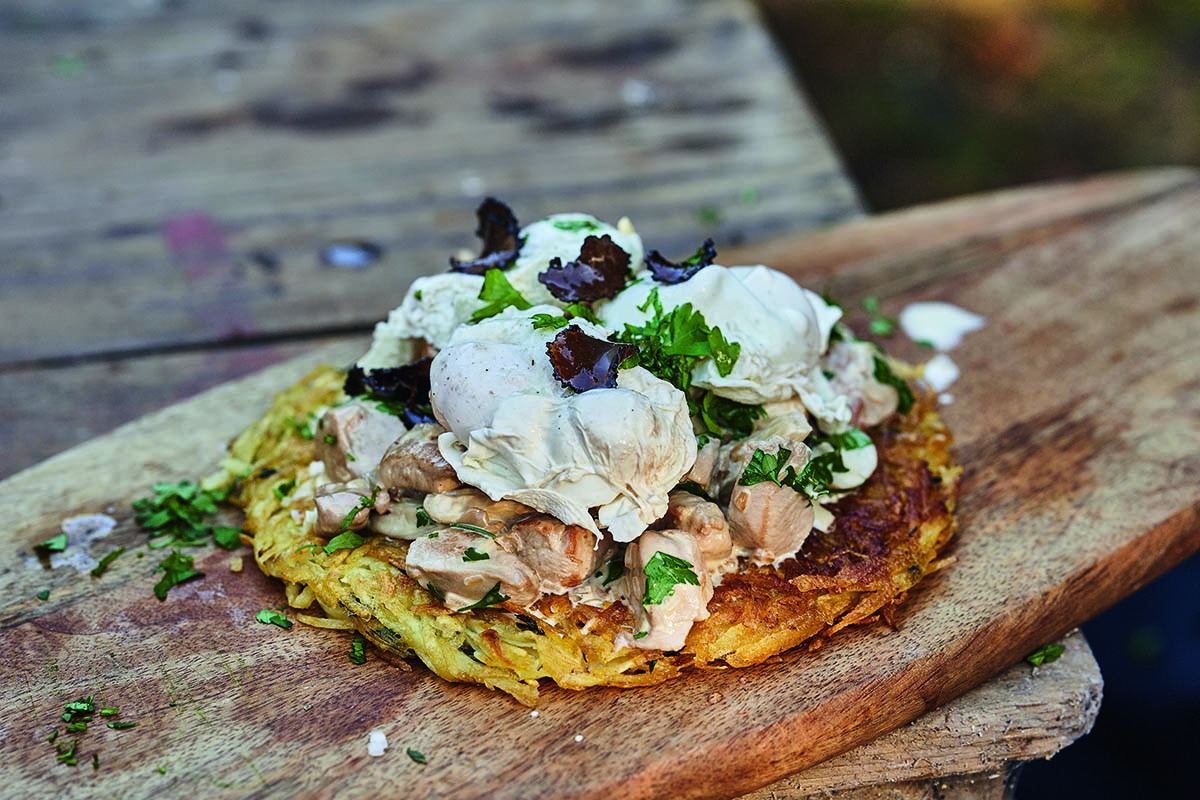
[273,479,296,500]
[406,747,428,764]
[1025,642,1066,667]
[633,631,648,640]
[674,479,713,502]
[531,312,570,331]
[415,507,434,527]
[323,530,366,554]
[133,480,231,551]
[153,549,204,600]
[811,428,873,452]
[551,218,601,233]
[872,355,915,414]
[283,416,315,440]
[255,608,292,629]
[470,268,531,322]
[211,526,243,550]
[449,522,495,539]
[36,590,50,601]
[739,446,848,501]
[862,295,898,338]
[462,547,490,562]
[90,546,125,578]
[457,582,509,611]
[601,554,626,586]
[323,434,337,445]
[36,533,68,553]
[349,636,367,664]
[612,288,759,436]
[339,486,381,532]
[414,289,423,301]
[642,551,699,605]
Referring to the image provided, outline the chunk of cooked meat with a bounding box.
[314,479,390,535]
[377,422,461,495]
[405,528,539,609]
[315,400,408,482]
[663,491,732,571]
[823,339,898,427]
[422,487,536,535]
[682,439,720,488]
[726,444,815,565]
[497,515,605,594]
[710,410,812,501]
[617,529,713,651]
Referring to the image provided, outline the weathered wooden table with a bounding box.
[0,1,1118,797]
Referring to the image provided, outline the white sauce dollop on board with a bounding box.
[923,353,960,392]
[367,730,389,757]
[899,302,985,351]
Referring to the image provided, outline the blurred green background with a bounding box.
[758,0,1200,210]
[754,2,1200,796]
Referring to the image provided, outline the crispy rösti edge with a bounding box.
[228,365,959,706]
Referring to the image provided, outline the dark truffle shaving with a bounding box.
[645,238,717,284]
[546,326,638,393]
[450,197,522,275]
[344,359,437,425]
[537,234,631,302]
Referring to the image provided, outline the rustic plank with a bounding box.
[739,630,1100,798]
[0,0,861,365]
[1,169,1196,799]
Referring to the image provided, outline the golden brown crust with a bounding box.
[227,365,958,705]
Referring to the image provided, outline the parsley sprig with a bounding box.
[153,549,204,600]
[613,288,762,437]
[1025,642,1065,667]
[738,446,848,501]
[471,268,531,322]
[133,481,242,551]
[872,355,915,414]
[642,551,699,605]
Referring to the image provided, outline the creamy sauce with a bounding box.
[899,301,985,350]
[923,353,961,392]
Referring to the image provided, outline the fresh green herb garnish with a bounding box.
[458,582,510,611]
[739,446,848,501]
[1025,642,1066,667]
[415,508,434,527]
[36,533,68,553]
[470,268,531,322]
[36,590,50,601]
[674,480,713,502]
[531,312,570,331]
[601,554,626,587]
[448,522,495,539]
[92,753,99,770]
[339,486,381,532]
[423,580,446,602]
[67,721,87,733]
[284,416,315,440]
[133,480,231,551]
[872,355,914,414]
[323,530,366,554]
[642,551,699,605]
[697,391,764,439]
[414,289,423,301]
[406,747,428,764]
[462,547,490,562]
[211,526,243,550]
[153,549,204,600]
[99,708,118,717]
[862,295,898,337]
[273,479,297,500]
[90,546,125,578]
[810,428,872,452]
[552,219,601,233]
[323,434,337,445]
[916,339,935,350]
[255,608,292,629]
[633,631,648,640]
[349,636,367,665]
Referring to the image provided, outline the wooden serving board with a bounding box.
[2,168,1199,799]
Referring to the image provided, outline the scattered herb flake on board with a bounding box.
[457,582,510,611]
[133,481,229,549]
[450,197,522,274]
[645,238,716,285]
[862,295,898,338]
[212,526,243,550]
[36,533,68,553]
[256,608,292,629]
[349,636,367,665]
[90,546,126,578]
[108,721,136,729]
[36,590,50,601]
[1025,642,1066,667]
[642,552,699,605]
[470,268,531,322]
[406,747,428,764]
[546,325,637,393]
[153,549,204,600]
[92,753,99,770]
[537,234,631,302]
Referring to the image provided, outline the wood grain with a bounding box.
[2,168,1195,799]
